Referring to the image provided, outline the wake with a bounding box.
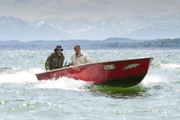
[0,67,168,91]
[0,68,92,91]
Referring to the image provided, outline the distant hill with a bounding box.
[103,38,136,43]
[0,38,180,50]
[101,38,180,48]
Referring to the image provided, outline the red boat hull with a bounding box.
[35,57,153,87]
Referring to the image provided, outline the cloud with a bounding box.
[0,0,180,21]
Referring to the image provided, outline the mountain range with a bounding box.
[0,13,180,40]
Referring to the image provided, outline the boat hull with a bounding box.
[35,57,153,87]
[98,74,146,87]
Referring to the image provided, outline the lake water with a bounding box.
[0,49,180,120]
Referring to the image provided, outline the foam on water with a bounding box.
[0,68,92,91]
[142,74,166,86]
[35,77,92,91]
[161,63,180,69]
[0,68,42,84]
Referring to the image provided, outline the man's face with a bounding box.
[56,49,62,54]
[75,47,81,54]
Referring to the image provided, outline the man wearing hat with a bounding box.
[45,45,65,71]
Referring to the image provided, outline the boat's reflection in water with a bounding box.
[88,84,149,99]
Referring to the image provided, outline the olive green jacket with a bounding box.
[45,52,65,70]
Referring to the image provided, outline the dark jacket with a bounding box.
[45,52,65,70]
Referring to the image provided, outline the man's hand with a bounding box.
[69,62,74,66]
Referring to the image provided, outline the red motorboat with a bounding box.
[35,57,153,87]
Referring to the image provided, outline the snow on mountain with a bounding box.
[128,23,180,39]
[34,20,45,29]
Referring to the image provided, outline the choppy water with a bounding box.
[0,49,180,120]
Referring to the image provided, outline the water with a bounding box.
[0,49,180,120]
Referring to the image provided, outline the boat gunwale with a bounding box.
[35,57,153,75]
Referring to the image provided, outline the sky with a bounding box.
[0,0,180,21]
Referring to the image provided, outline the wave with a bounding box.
[0,68,92,91]
[35,77,92,91]
[160,63,180,69]
[142,74,167,85]
[0,68,42,84]
[151,60,180,69]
